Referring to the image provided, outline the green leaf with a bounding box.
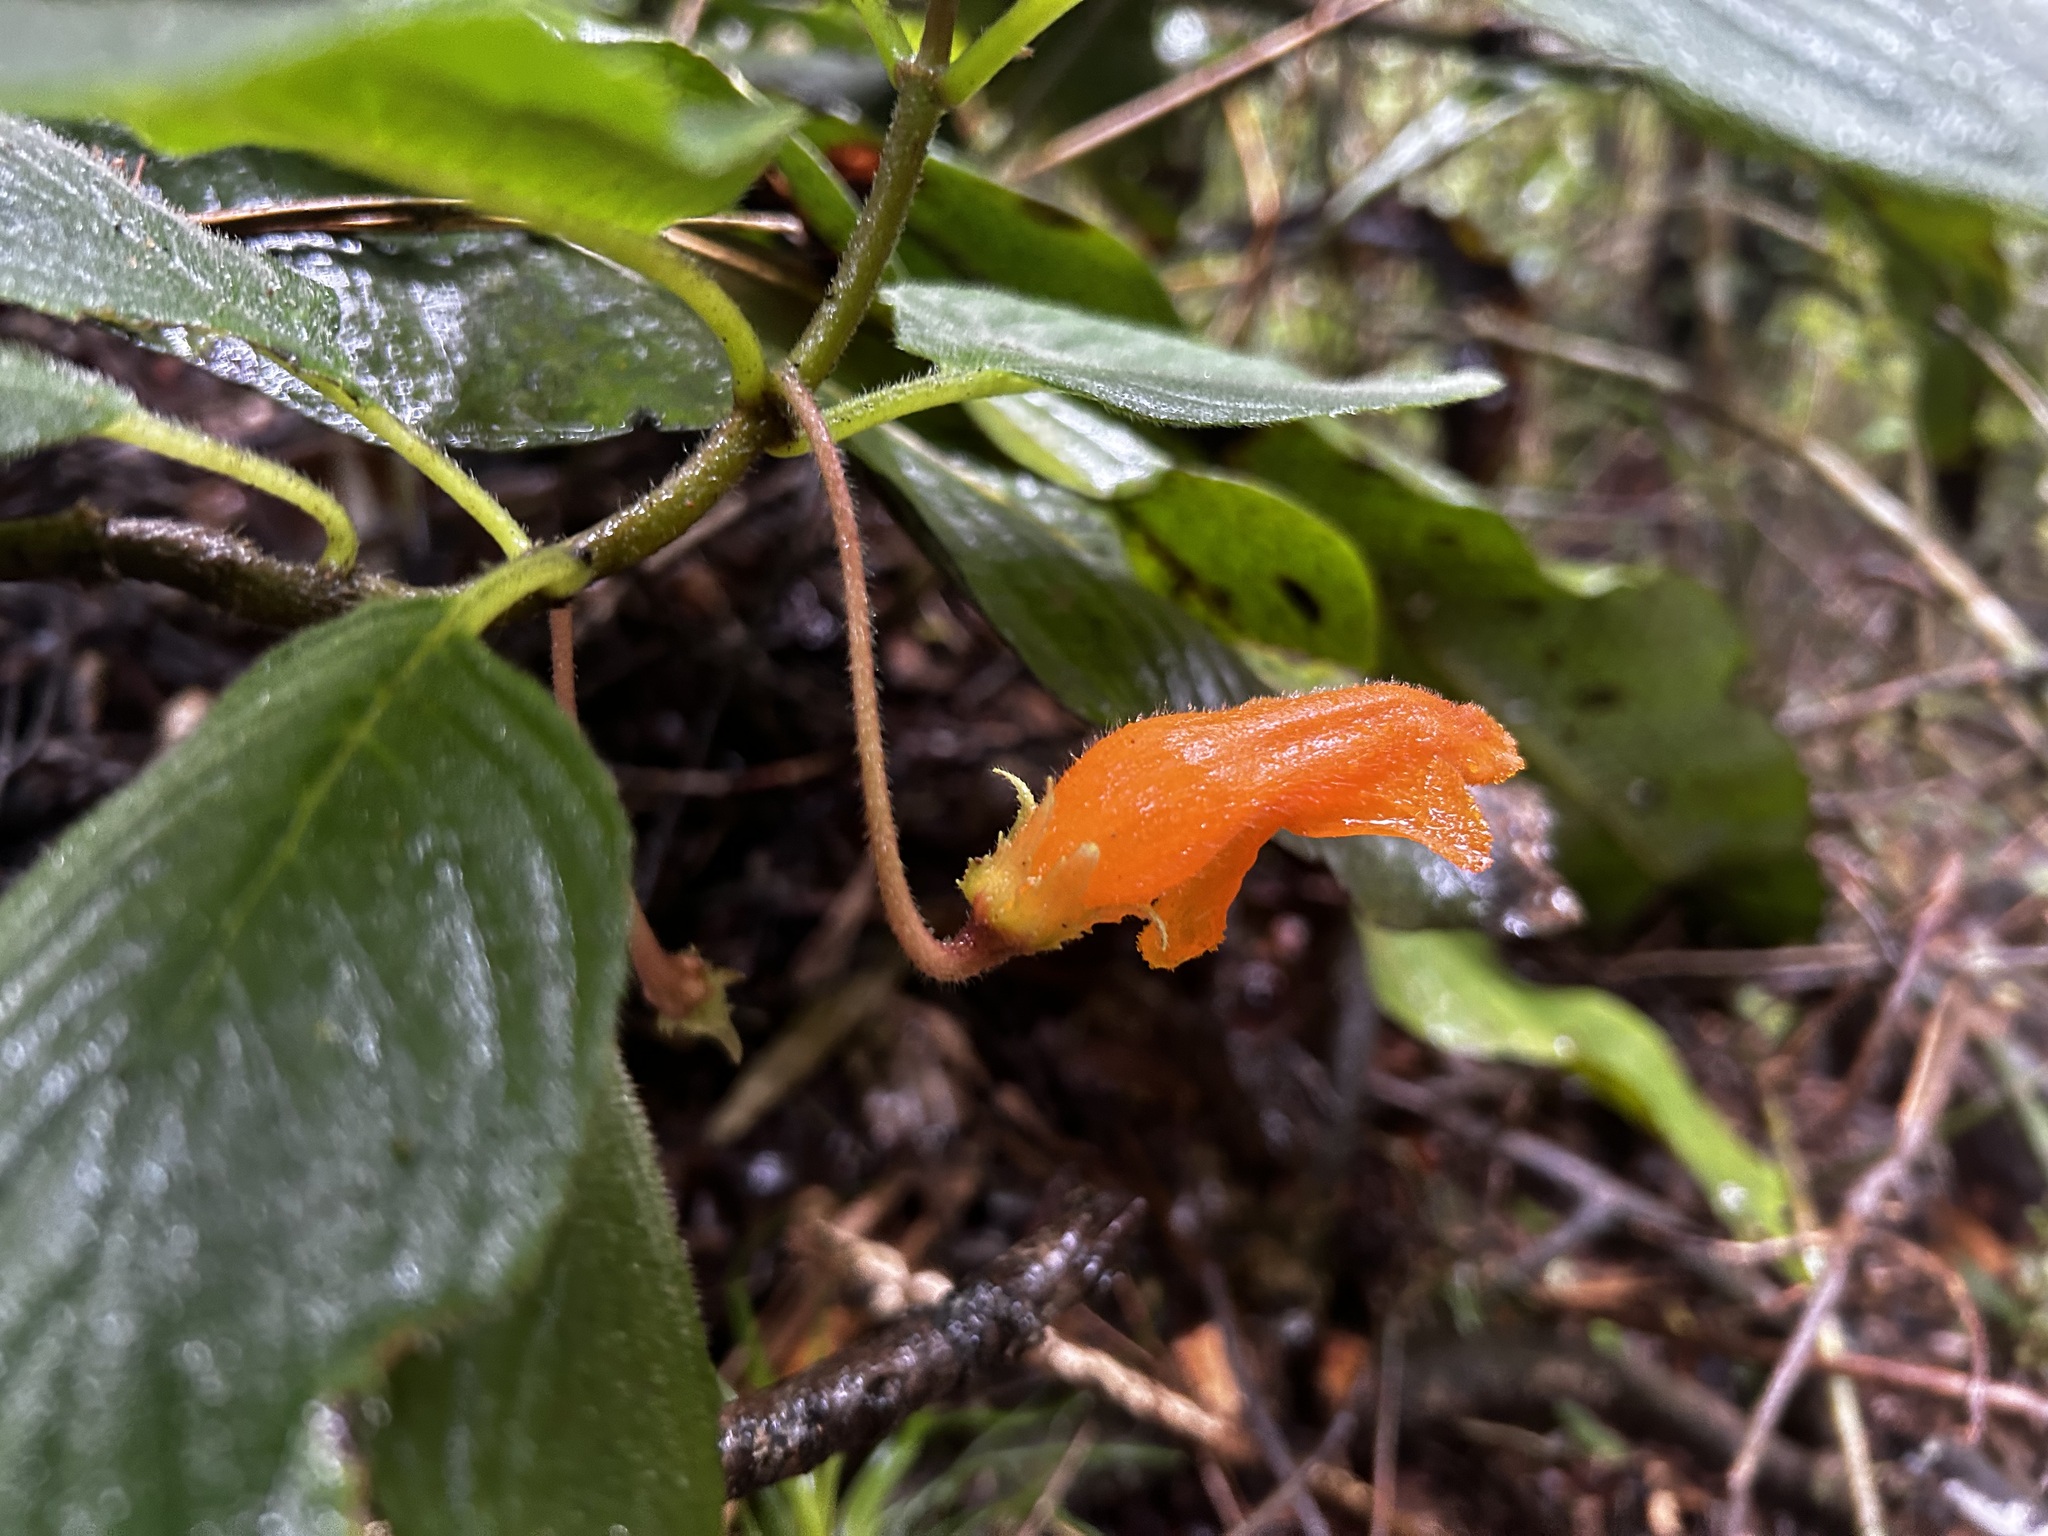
[71,134,736,448]
[2,3,799,235]
[799,124,1181,325]
[851,424,1259,722]
[1117,469,1381,675]
[965,391,1172,498]
[0,114,346,374]
[887,282,1502,427]
[0,341,133,459]
[1505,0,2048,215]
[1238,424,1820,940]
[368,1050,725,1536]
[1364,925,1790,1238]
[906,154,1183,327]
[193,228,733,449]
[0,597,632,1534]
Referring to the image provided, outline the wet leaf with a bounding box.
[1507,0,2048,214]
[0,114,345,374]
[186,229,732,450]
[965,391,1172,499]
[0,341,132,459]
[2,2,799,234]
[0,597,631,1534]
[369,1051,725,1536]
[852,424,1258,723]
[1365,925,1790,1238]
[78,136,734,448]
[1118,469,1381,675]
[1239,424,1820,940]
[888,283,1502,427]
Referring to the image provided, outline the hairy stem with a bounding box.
[787,2,956,388]
[300,375,534,559]
[99,409,358,569]
[0,503,406,627]
[776,368,1014,982]
[575,0,957,578]
[767,369,1035,456]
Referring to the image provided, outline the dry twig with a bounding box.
[1725,981,1974,1534]
[1006,0,1395,181]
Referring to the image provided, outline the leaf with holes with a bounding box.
[852,424,1258,724]
[1117,469,1381,675]
[367,1052,725,1536]
[1238,423,1820,940]
[887,283,1501,427]
[1365,925,1790,1237]
[0,115,345,374]
[0,596,631,1534]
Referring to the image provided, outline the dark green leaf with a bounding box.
[1365,925,1790,1237]
[2,3,799,235]
[802,124,1181,325]
[1240,424,1820,939]
[965,391,1172,498]
[79,137,734,448]
[1118,469,1381,674]
[0,341,132,459]
[1506,0,2048,214]
[0,115,346,374]
[369,1051,724,1536]
[189,229,733,449]
[907,154,1183,327]
[852,424,1259,723]
[0,597,632,1534]
[888,283,1502,427]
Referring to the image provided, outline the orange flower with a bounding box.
[959,684,1522,968]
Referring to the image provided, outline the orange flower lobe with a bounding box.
[959,683,1522,968]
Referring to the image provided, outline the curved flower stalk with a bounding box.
[960,685,1524,968]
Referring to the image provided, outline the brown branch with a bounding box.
[717,1191,1141,1498]
[1725,980,1974,1534]
[0,502,409,628]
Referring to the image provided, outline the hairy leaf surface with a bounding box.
[1509,0,2048,213]
[888,283,1501,427]
[0,115,345,373]
[369,1052,724,1536]
[1,3,798,234]
[0,342,132,459]
[0,597,632,1534]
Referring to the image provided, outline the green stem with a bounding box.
[451,546,590,633]
[301,376,533,559]
[944,0,1086,104]
[787,0,957,388]
[848,0,912,67]
[559,223,769,406]
[767,368,1034,455]
[575,0,957,578]
[98,408,359,569]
